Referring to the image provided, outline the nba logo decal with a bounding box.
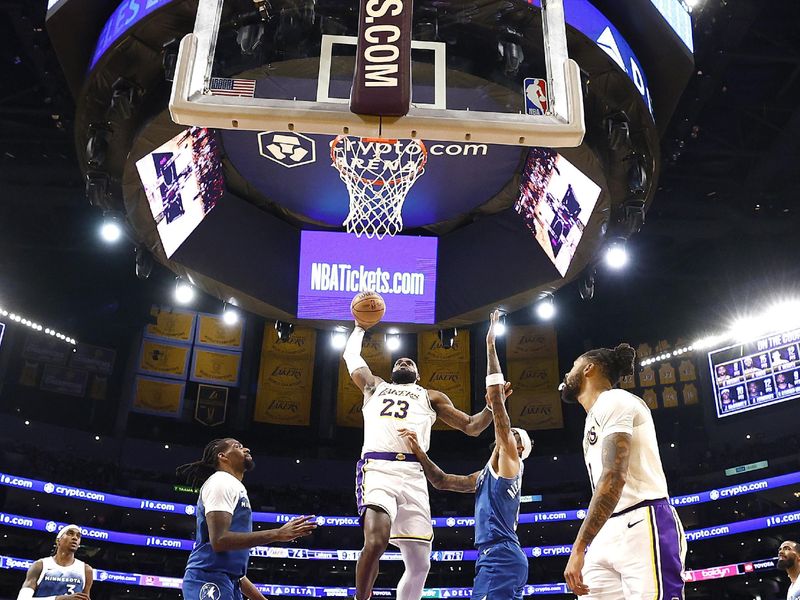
[524,78,548,116]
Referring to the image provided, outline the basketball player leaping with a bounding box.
[177,438,317,600]
[399,310,532,600]
[343,322,504,600]
[17,524,92,600]
[560,345,686,599]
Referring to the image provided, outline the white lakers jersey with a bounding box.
[362,382,436,454]
[582,389,669,512]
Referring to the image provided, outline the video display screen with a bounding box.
[514,148,601,277]
[709,327,800,418]
[297,231,438,324]
[136,127,224,258]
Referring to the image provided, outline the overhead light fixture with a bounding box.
[100,212,124,243]
[108,77,139,120]
[222,303,239,326]
[493,313,507,337]
[579,269,595,301]
[135,245,153,280]
[438,328,457,350]
[85,125,110,169]
[85,171,110,209]
[386,333,401,352]
[174,279,195,305]
[331,328,348,350]
[0,306,76,344]
[275,320,294,341]
[535,295,556,321]
[604,238,629,270]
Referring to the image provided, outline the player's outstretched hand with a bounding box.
[398,428,424,458]
[564,549,589,595]
[275,515,318,541]
[486,309,501,346]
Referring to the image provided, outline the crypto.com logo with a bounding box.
[258,132,316,168]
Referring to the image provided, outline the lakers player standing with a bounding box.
[343,324,498,600]
[17,524,92,600]
[560,344,686,599]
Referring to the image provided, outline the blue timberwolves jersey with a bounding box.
[185,471,253,577]
[474,461,523,546]
[34,557,86,596]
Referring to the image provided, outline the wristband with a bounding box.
[486,373,505,387]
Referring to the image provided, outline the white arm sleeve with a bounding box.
[201,474,240,515]
[17,590,36,600]
[343,326,369,375]
[595,391,635,437]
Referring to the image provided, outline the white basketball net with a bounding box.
[331,136,428,239]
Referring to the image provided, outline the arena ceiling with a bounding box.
[1,0,799,346]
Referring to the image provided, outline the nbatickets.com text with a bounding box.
[309,263,425,295]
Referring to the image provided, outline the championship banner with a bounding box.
[195,384,228,426]
[255,325,317,426]
[418,331,470,430]
[191,348,241,386]
[69,343,116,375]
[195,313,244,350]
[23,335,70,365]
[505,325,557,360]
[138,340,191,380]
[336,344,391,428]
[145,307,196,343]
[40,364,89,398]
[505,325,562,430]
[627,339,701,409]
[132,375,185,417]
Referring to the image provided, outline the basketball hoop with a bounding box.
[331,136,427,239]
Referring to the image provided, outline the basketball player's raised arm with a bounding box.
[343,324,383,396]
[206,512,317,551]
[399,428,480,493]
[428,389,498,437]
[486,310,520,478]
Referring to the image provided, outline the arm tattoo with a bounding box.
[487,341,514,452]
[574,432,631,550]
[416,450,477,493]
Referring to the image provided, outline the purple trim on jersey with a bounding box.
[355,459,366,516]
[652,500,685,598]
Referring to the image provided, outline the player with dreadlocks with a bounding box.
[177,438,317,600]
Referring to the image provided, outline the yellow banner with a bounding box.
[506,325,557,359]
[418,330,469,362]
[418,331,471,431]
[132,376,184,416]
[196,314,243,349]
[508,358,559,394]
[139,340,190,379]
[335,332,391,428]
[145,307,196,343]
[508,390,564,431]
[255,325,316,425]
[192,348,241,385]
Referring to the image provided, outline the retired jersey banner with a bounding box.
[255,325,317,425]
[132,375,185,417]
[195,384,228,426]
[191,348,241,385]
[40,364,89,397]
[507,326,562,430]
[138,340,191,380]
[195,313,244,350]
[418,330,470,430]
[23,335,70,365]
[336,340,391,428]
[69,343,116,375]
[145,306,196,343]
[506,325,557,360]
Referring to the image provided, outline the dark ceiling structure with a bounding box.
[1,0,799,346]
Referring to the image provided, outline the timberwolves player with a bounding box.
[560,345,686,598]
[16,525,92,600]
[778,540,800,600]
[177,438,317,600]
[399,310,532,599]
[343,323,499,600]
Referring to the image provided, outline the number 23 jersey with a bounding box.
[362,381,436,454]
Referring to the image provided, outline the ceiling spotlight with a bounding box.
[604,238,629,270]
[100,212,123,243]
[135,245,153,280]
[331,329,348,350]
[85,171,110,209]
[222,303,239,326]
[86,125,110,169]
[174,279,195,305]
[275,320,294,341]
[535,295,556,321]
[438,328,457,350]
[386,333,401,352]
[579,269,595,301]
[493,313,507,337]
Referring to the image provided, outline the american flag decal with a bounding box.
[209,78,256,97]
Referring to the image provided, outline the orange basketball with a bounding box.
[350,291,386,328]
